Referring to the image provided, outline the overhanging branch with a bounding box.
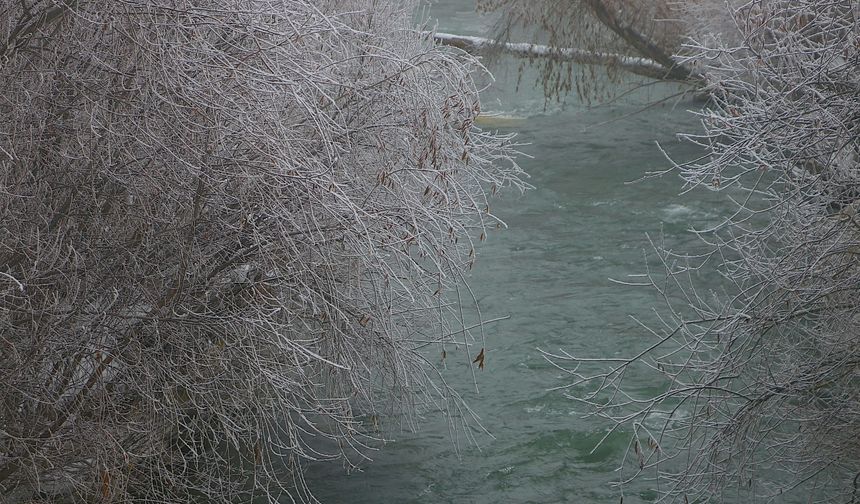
[581,0,692,81]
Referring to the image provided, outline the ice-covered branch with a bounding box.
[546,1,860,502]
[0,1,525,502]
[434,31,694,81]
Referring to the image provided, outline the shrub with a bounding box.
[0,1,524,501]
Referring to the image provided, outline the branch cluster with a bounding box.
[0,1,525,502]
[547,0,860,501]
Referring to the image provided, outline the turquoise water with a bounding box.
[305,3,729,503]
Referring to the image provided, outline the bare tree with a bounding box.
[543,0,860,502]
[0,1,525,502]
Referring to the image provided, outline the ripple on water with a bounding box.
[503,427,630,473]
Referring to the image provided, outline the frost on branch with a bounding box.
[0,1,525,502]
[546,1,860,502]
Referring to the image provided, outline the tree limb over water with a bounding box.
[433,32,697,82]
[476,0,700,100]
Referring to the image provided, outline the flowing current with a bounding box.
[304,3,729,502]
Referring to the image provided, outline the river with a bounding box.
[304,2,729,503]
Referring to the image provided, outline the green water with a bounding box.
[305,3,730,503]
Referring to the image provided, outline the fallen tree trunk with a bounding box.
[433,32,697,82]
[580,0,692,81]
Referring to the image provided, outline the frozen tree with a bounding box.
[542,0,860,502]
[0,1,525,502]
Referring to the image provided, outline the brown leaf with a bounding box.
[100,468,111,500]
[472,347,485,370]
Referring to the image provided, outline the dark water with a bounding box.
[305,3,730,503]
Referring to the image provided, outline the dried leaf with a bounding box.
[100,468,111,499]
[472,347,485,370]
